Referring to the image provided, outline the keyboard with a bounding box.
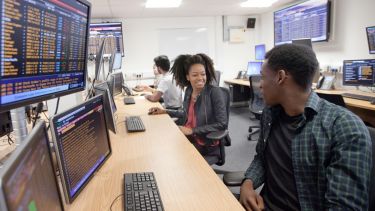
[124,172,164,211]
[342,93,375,102]
[124,97,136,105]
[126,116,145,132]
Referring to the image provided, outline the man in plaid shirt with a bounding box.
[240,44,372,211]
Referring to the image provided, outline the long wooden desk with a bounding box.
[225,78,375,126]
[66,95,243,211]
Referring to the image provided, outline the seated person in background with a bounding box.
[149,53,227,163]
[137,61,162,92]
[142,55,182,109]
[240,44,372,211]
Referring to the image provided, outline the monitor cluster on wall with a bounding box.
[89,22,124,57]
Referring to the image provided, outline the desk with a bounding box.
[225,78,375,126]
[66,96,243,211]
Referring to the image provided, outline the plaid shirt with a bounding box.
[244,91,372,210]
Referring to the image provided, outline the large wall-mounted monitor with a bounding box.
[367,26,375,54]
[50,95,112,203]
[274,0,330,45]
[343,59,375,87]
[89,22,124,57]
[0,121,63,211]
[255,44,266,60]
[0,0,91,112]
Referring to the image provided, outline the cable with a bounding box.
[109,194,124,211]
[85,79,96,101]
[46,97,60,131]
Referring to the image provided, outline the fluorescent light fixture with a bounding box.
[146,0,182,8]
[241,0,278,8]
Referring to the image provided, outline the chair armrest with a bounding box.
[223,171,245,186]
[206,130,229,140]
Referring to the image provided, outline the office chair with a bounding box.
[316,93,346,108]
[223,126,375,210]
[211,70,221,86]
[204,87,231,166]
[248,75,264,141]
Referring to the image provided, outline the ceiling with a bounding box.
[87,0,298,19]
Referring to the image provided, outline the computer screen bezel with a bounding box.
[94,84,117,134]
[89,22,124,57]
[366,26,375,54]
[273,0,331,46]
[0,0,92,113]
[255,44,266,60]
[0,121,64,211]
[342,59,375,87]
[49,95,112,204]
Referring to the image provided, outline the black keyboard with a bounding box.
[124,97,136,105]
[342,93,375,102]
[124,172,164,211]
[126,116,145,132]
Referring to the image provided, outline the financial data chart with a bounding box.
[274,0,329,45]
[0,0,89,110]
[89,22,124,56]
[343,59,375,86]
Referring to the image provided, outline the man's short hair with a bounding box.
[154,55,170,72]
[265,44,319,91]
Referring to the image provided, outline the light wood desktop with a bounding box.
[65,95,243,211]
[224,78,375,125]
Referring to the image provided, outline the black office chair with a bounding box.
[317,93,346,108]
[248,75,264,141]
[204,87,231,166]
[211,70,221,86]
[223,126,375,210]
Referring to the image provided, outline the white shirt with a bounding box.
[157,73,182,108]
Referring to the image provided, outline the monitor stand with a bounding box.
[10,107,28,144]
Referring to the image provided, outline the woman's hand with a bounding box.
[179,126,193,136]
[148,107,166,115]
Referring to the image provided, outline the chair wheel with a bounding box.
[248,127,253,133]
[247,134,252,140]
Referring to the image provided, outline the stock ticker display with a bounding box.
[0,0,89,107]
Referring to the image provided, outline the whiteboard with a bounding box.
[158,28,209,61]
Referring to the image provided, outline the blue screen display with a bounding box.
[247,62,263,76]
[274,0,329,45]
[255,44,266,60]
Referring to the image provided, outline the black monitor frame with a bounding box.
[0,121,64,211]
[342,59,375,87]
[110,72,123,96]
[94,83,117,134]
[0,0,92,113]
[367,26,375,54]
[50,95,112,203]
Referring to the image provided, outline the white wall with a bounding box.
[92,15,260,84]
[259,0,375,69]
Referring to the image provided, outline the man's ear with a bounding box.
[277,69,287,85]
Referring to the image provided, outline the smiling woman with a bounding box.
[148,54,228,164]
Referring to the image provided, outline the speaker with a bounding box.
[247,18,256,29]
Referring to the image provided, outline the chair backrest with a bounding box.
[367,126,375,211]
[317,93,346,108]
[249,75,264,118]
[211,70,221,86]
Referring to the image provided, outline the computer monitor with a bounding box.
[0,121,63,211]
[274,0,330,45]
[247,62,263,76]
[110,72,124,96]
[89,22,124,57]
[255,44,266,60]
[367,26,375,54]
[94,39,106,81]
[50,95,112,203]
[0,0,91,112]
[112,53,123,70]
[292,38,313,48]
[94,83,117,133]
[343,59,375,86]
